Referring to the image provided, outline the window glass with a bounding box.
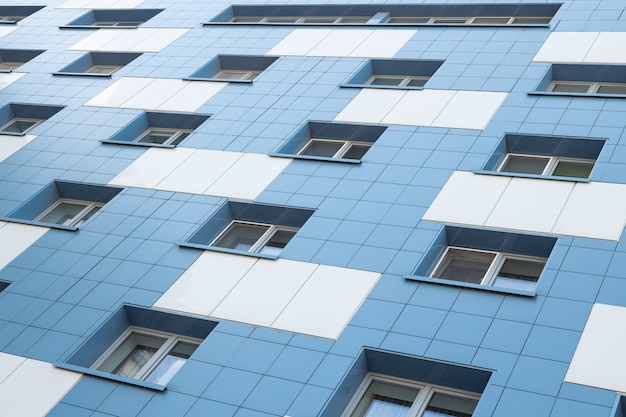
[1,118,39,133]
[0,61,21,70]
[39,201,89,226]
[369,76,404,86]
[471,17,511,24]
[432,249,495,284]
[259,229,297,256]
[144,341,198,385]
[552,160,594,178]
[300,139,345,157]
[423,392,478,417]
[387,16,431,23]
[343,143,371,160]
[98,333,167,377]
[511,16,552,24]
[136,129,190,146]
[353,380,420,417]
[500,155,549,175]
[492,258,545,292]
[406,77,428,87]
[213,222,270,251]
[86,65,119,75]
[551,82,591,93]
[596,84,626,95]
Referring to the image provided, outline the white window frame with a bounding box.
[498,153,595,178]
[92,21,143,27]
[386,15,549,25]
[92,326,201,384]
[0,117,42,133]
[211,220,298,254]
[341,373,480,417]
[549,81,626,94]
[0,61,21,70]
[35,198,103,227]
[134,127,192,146]
[214,69,261,80]
[430,246,546,289]
[85,64,121,75]
[366,75,429,87]
[298,138,372,159]
[232,16,371,24]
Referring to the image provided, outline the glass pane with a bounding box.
[552,160,593,178]
[342,143,371,160]
[212,222,269,251]
[265,17,300,22]
[170,131,190,146]
[597,84,626,95]
[300,139,344,157]
[87,65,118,74]
[433,248,495,284]
[352,380,419,417]
[432,18,469,23]
[423,392,478,417]
[511,16,551,24]
[259,229,296,256]
[340,16,371,23]
[39,202,88,226]
[369,76,404,86]
[500,155,549,175]
[232,16,263,22]
[72,205,101,227]
[97,333,167,378]
[471,17,511,24]
[215,70,250,80]
[387,17,431,23]
[493,258,545,291]
[0,61,21,70]
[137,129,177,144]
[551,82,592,93]
[406,77,428,87]
[1,119,38,133]
[145,341,198,385]
[302,17,338,23]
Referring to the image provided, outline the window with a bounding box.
[35,199,103,227]
[481,133,605,180]
[343,59,443,90]
[0,49,44,72]
[186,55,278,82]
[54,52,142,77]
[103,111,209,148]
[346,375,479,417]
[182,201,314,259]
[272,121,387,163]
[206,4,559,26]
[431,247,546,292]
[93,327,200,386]
[4,181,122,231]
[533,64,626,97]
[409,226,557,295]
[0,103,64,136]
[0,6,44,23]
[62,9,163,29]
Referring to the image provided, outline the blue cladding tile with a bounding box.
[202,368,262,405]
[350,299,404,331]
[550,399,611,417]
[435,312,492,346]
[560,246,613,276]
[492,388,555,417]
[267,346,325,383]
[392,305,447,339]
[451,290,504,317]
[481,319,532,354]
[507,356,568,396]
[243,376,304,415]
[137,391,196,417]
[185,399,238,417]
[535,298,592,331]
[60,377,116,410]
[227,338,284,374]
[521,325,579,362]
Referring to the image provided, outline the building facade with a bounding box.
[0,1,625,416]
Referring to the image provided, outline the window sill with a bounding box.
[474,170,591,183]
[0,69,13,73]
[0,216,78,231]
[53,363,166,391]
[59,25,139,29]
[183,77,253,83]
[340,84,424,91]
[203,22,550,28]
[178,241,279,260]
[269,152,361,164]
[529,91,626,99]
[0,21,17,25]
[101,139,176,149]
[0,130,25,136]
[53,72,112,78]
[404,275,536,297]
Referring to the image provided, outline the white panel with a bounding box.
[205,153,291,200]
[0,222,49,271]
[58,0,144,7]
[334,89,406,124]
[211,259,317,326]
[273,265,380,339]
[97,29,156,52]
[69,29,121,51]
[0,134,35,163]
[0,72,25,91]
[0,27,16,39]
[70,29,188,52]
[131,29,189,53]
[0,357,81,417]
[156,149,242,194]
[584,32,626,64]
[533,32,598,63]
[157,81,225,112]
[154,251,257,316]
[307,30,371,57]
[486,177,574,232]
[121,79,185,109]
[108,147,194,189]
[423,171,510,226]
[382,89,456,126]
[85,77,154,108]
[266,29,332,56]
[432,91,508,130]
[565,304,626,392]
[350,30,417,58]
[0,352,25,384]
[554,182,626,241]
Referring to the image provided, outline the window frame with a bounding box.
[134,127,192,146]
[85,64,122,75]
[210,220,299,256]
[298,138,373,160]
[497,153,596,179]
[549,80,626,95]
[342,373,481,417]
[366,74,429,87]
[0,117,42,134]
[430,246,547,292]
[35,198,103,227]
[213,69,261,80]
[92,326,201,385]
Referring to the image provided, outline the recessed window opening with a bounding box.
[135,128,191,146]
[36,199,103,227]
[211,220,298,256]
[0,117,41,134]
[367,75,429,87]
[499,154,595,179]
[299,138,372,160]
[550,81,626,95]
[214,69,260,80]
[85,64,122,75]
[92,20,144,27]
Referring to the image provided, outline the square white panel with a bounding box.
[0,222,49,271]
[584,32,626,64]
[0,352,26,384]
[58,0,144,8]
[565,304,626,392]
[109,147,194,189]
[205,153,291,200]
[486,177,574,232]
[0,72,25,91]
[350,30,417,58]
[267,29,332,56]
[533,32,598,63]
[154,251,256,316]
[554,182,626,241]
[121,79,186,109]
[85,77,154,108]
[307,29,372,57]
[158,81,226,112]
[432,91,507,130]
[0,27,17,40]
[423,171,510,226]
[70,29,189,52]
[211,259,316,327]
[273,265,380,339]
[0,357,81,417]
[0,134,35,163]
[382,89,456,126]
[68,29,123,51]
[334,89,406,124]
